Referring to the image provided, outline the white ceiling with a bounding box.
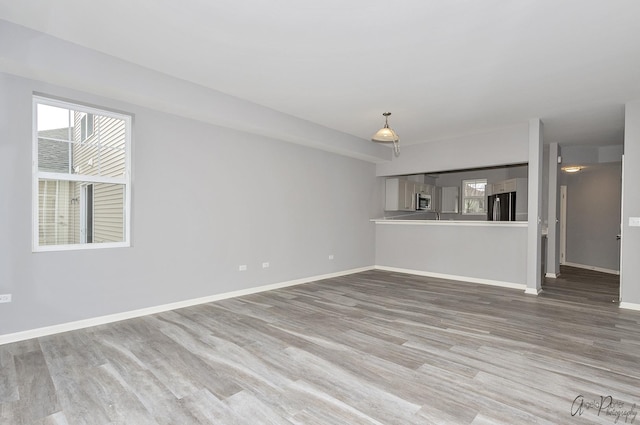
[1,0,639,147]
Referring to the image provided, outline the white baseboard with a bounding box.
[0,266,374,346]
[525,287,542,295]
[374,266,527,291]
[562,262,620,275]
[619,302,640,311]
[545,272,559,279]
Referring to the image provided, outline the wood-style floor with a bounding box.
[542,265,620,305]
[2,269,639,424]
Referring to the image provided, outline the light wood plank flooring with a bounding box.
[2,270,639,424]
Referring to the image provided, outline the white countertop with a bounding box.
[371,218,528,227]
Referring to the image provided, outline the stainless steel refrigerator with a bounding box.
[487,192,516,221]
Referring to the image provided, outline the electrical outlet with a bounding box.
[630,217,640,227]
[262,262,270,268]
[328,254,334,260]
[238,265,247,271]
[0,294,12,303]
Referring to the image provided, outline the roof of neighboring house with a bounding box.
[38,127,72,173]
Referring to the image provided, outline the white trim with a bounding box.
[563,262,620,275]
[0,266,373,346]
[34,241,130,253]
[37,171,127,185]
[525,287,542,295]
[619,302,640,311]
[374,265,526,290]
[560,185,567,264]
[619,154,624,303]
[545,272,560,278]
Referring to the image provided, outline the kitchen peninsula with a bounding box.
[373,219,527,289]
[373,166,529,289]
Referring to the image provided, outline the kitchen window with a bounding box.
[461,178,487,215]
[33,96,132,251]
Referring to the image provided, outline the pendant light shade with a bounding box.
[372,112,400,156]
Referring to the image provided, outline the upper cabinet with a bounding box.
[441,186,459,213]
[385,178,415,211]
[431,185,441,213]
[385,178,436,211]
[487,178,520,196]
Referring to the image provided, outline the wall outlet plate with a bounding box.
[630,217,640,227]
[238,265,247,271]
[0,294,12,303]
[262,262,270,268]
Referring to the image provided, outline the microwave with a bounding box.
[416,193,431,210]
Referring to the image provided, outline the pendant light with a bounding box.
[372,112,400,156]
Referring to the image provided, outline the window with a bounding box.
[33,96,131,251]
[80,113,94,142]
[461,179,487,215]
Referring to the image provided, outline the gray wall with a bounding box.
[545,143,561,277]
[376,124,529,177]
[526,119,543,293]
[621,100,640,305]
[375,223,528,286]
[0,72,379,335]
[560,163,622,272]
[542,144,550,226]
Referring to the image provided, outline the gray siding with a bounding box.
[71,113,126,243]
[92,183,124,243]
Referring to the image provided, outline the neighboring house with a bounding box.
[37,112,126,246]
[37,127,73,246]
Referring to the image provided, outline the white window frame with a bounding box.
[32,95,132,252]
[80,112,94,142]
[461,178,487,215]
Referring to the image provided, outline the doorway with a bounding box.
[541,265,619,304]
[548,163,622,304]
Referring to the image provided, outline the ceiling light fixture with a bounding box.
[372,112,400,157]
[562,166,582,173]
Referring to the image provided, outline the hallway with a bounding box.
[542,265,619,305]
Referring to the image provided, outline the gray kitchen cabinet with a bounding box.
[432,186,442,212]
[441,186,459,213]
[487,178,519,196]
[385,178,415,211]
